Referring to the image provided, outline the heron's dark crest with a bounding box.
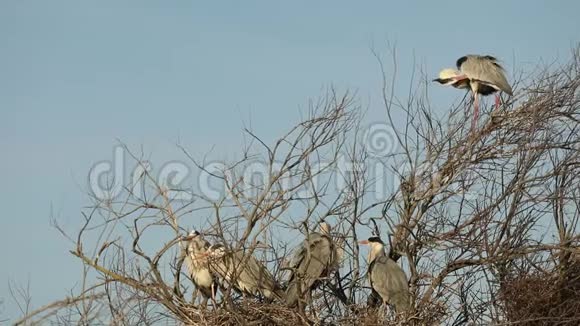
[367,236,384,244]
[458,54,505,70]
[483,55,498,62]
[456,56,468,69]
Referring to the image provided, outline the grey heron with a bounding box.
[182,230,217,307]
[285,221,338,308]
[434,55,513,129]
[359,236,411,312]
[205,242,285,302]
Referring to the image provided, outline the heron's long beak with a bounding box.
[433,78,451,84]
[358,240,369,245]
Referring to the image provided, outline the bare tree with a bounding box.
[14,48,580,325]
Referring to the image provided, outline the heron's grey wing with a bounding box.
[207,253,233,288]
[286,234,324,279]
[251,255,285,300]
[370,256,411,312]
[459,56,513,95]
[458,54,499,67]
[235,251,284,300]
[285,239,308,305]
[289,241,308,271]
[220,250,255,295]
[285,233,330,306]
[301,236,331,288]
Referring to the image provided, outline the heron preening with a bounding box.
[205,242,285,302]
[359,236,411,313]
[285,221,338,308]
[434,55,513,129]
[182,230,217,307]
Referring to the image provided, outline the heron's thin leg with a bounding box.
[471,93,479,130]
[210,283,218,308]
[192,288,199,305]
[494,93,500,110]
[308,290,317,318]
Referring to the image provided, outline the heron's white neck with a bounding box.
[368,242,386,263]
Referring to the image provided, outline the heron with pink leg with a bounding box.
[434,55,513,130]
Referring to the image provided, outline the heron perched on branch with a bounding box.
[359,236,411,312]
[205,242,285,301]
[285,221,338,308]
[434,55,513,129]
[182,230,217,307]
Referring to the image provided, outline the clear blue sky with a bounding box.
[1,1,578,321]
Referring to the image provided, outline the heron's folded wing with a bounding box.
[460,57,513,95]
